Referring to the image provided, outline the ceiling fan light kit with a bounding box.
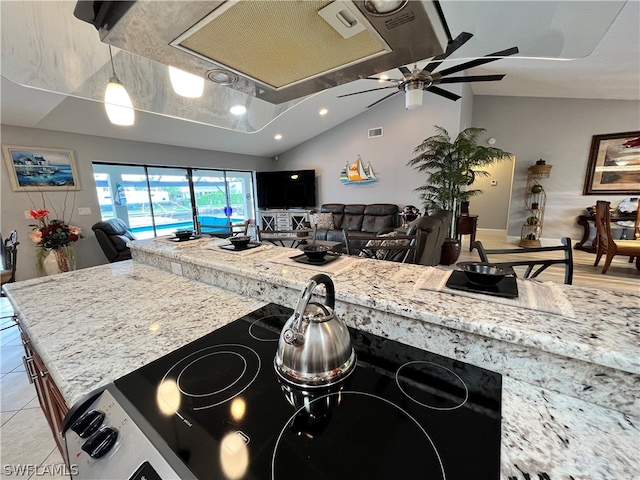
[338,31,518,110]
[405,82,424,110]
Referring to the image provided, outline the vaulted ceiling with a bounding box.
[1,1,638,158]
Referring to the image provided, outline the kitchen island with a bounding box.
[4,238,639,479]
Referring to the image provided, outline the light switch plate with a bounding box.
[24,210,32,219]
[78,207,92,216]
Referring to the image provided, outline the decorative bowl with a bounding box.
[229,235,251,249]
[456,262,513,286]
[174,230,194,240]
[301,244,331,261]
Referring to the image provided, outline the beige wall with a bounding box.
[472,96,640,242]
[278,86,469,210]
[1,125,269,281]
[279,94,640,245]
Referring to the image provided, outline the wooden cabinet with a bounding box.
[258,209,310,235]
[19,325,69,463]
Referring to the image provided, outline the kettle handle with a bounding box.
[309,273,335,310]
[286,274,335,345]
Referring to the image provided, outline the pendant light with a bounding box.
[104,45,135,126]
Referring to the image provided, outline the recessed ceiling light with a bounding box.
[206,69,239,85]
[230,104,247,115]
[379,75,388,82]
[274,134,283,140]
[319,108,328,116]
[364,0,407,15]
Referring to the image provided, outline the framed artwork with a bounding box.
[583,131,640,195]
[2,145,81,191]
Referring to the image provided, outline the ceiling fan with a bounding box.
[337,32,519,110]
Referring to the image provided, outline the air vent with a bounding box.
[368,127,383,138]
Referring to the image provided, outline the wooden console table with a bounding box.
[576,213,636,253]
[456,215,478,252]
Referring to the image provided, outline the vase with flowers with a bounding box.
[29,209,83,275]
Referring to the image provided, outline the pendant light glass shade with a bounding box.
[105,77,135,125]
[169,66,204,98]
[105,45,134,126]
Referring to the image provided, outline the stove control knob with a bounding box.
[81,427,118,458]
[71,410,105,438]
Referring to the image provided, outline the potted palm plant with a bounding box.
[407,126,511,264]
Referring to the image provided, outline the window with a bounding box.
[93,163,255,239]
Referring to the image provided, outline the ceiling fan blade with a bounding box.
[422,31,473,74]
[426,86,461,102]
[337,85,398,98]
[364,77,402,83]
[438,74,506,84]
[437,46,519,77]
[367,91,401,108]
[398,66,412,80]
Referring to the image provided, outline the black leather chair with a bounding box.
[92,219,137,263]
[406,210,453,266]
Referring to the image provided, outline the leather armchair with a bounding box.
[92,219,137,263]
[406,210,453,265]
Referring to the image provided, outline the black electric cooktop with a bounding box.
[114,303,502,479]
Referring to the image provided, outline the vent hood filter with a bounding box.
[74,0,448,104]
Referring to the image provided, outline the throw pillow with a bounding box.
[359,231,410,261]
[310,212,334,230]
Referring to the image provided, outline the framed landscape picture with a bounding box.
[583,131,640,195]
[2,145,81,191]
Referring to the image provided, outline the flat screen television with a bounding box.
[256,169,316,209]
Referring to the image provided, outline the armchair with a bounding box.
[92,219,137,263]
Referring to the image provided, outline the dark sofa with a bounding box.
[313,204,400,243]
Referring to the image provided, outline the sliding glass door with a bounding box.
[93,163,255,239]
[193,169,256,234]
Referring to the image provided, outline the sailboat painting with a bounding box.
[340,156,378,184]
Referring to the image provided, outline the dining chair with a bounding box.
[472,237,574,284]
[199,220,263,242]
[1,230,19,292]
[593,200,640,273]
[343,229,421,264]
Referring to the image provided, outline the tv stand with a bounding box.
[259,209,311,233]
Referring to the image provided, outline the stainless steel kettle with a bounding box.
[274,274,356,388]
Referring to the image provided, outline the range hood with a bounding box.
[73,0,449,104]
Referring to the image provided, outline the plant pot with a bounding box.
[440,239,461,265]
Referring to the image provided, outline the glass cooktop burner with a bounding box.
[114,303,502,479]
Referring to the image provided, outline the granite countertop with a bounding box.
[4,251,639,479]
[131,238,639,376]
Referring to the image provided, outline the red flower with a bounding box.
[29,209,50,220]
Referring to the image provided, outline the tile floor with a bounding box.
[0,234,636,477]
[0,297,69,479]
